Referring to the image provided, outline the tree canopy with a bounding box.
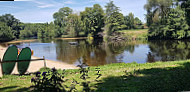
[145,0,190,39]
[0,1,145,41]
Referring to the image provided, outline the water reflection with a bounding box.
[3,39,190,66]
[54,39,147,66]
[55,39,118,66]
[147,40,190,62]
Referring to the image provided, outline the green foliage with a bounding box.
[66,14,82,37]
[125,13,135,29]
[80,4,104,37]
[31,68,67,92]
[104,1,125,37]
[178,0,190,26]
[145,0,190,39]
[0,22,14,41]
[19,23,57,39]
[3,60,190,91]
[124,13,143,29]
[45,22,56,38]
[53,7,73,27]
[134,17,143,29]
[53,7,73,37]
[144,0,173,26]
[0,14,21,38]
[19,23,38,38]
[148,6,190,39]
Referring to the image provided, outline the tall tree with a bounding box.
[0,22,14,41]
[178,0,190,26]
[104,1,124,36]
[80,4,104,37]
[134,17,143,29]
[124,13,135,29]
[144,0,173,25]
[53,7,73,27]
[149,6,190,39]
[0,14,21,38]
[66,14,82,37]
[53,7,73,37]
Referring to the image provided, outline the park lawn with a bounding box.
[118,29,148,39]
[1,59,190,91]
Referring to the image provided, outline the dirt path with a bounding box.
[0,45,78,77]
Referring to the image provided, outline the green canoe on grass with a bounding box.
[17,47,32,75]
[2,45,18,75]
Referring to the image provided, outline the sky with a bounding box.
[0,0,147,23]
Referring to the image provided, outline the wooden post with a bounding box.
[0,58,3,77]
[43,56,46,68]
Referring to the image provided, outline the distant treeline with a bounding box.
[0,1,144,42]
[145,0,190,39]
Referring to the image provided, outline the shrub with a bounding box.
[31,68,66,92]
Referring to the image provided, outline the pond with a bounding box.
[8,39,190,66]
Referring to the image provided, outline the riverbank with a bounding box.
[106,29,148,42]
[0,45,78,77]
[118,29,148,39]
[1,59,190,91]
[56,37,87,40]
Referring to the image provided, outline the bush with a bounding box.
[31,68,66,92]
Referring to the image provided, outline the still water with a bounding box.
[14,39,190,66]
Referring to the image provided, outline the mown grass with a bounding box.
[118,29,148,39]
[1,60,190,91]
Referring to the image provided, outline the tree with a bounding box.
[66,14,82,37]
[104,1,124,36]
[134,17,143,29]
[80,4,104,37]
[124,13,135,29]
[178,0,190,26]
[37,24,45,38]
[0,22,14,41]
[19,23,39,38]
[0,14,21,38]
[124,13,143,29]
[144,0,173,26]
[53,7,73,37]
[149,6,190,39]
[53,7,73,27]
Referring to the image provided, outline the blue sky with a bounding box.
[0,0,147,23]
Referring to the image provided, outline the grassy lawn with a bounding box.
[1,60,190,91]
[118,29,148,39]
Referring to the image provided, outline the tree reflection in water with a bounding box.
[147,40,190,62]
[11,39,190,66]
[55,39,145,66]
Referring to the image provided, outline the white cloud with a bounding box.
[37,4,54,8]
[31,1,56,8]
[32,1,44,5]
[64,1,75,4]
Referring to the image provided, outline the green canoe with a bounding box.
[2,45,18,75]
[17,47,32,75]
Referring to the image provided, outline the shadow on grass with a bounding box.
[0,86,30,92]
[95,62,190,92]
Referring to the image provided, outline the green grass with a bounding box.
[1,60,190,91]
[118,29,148,39]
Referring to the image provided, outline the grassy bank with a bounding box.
[118,29,148,40]
[1,60,190,91]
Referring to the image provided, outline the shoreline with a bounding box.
[5,39,37,44]
[56,37,87,40]
[0,45,78,76]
